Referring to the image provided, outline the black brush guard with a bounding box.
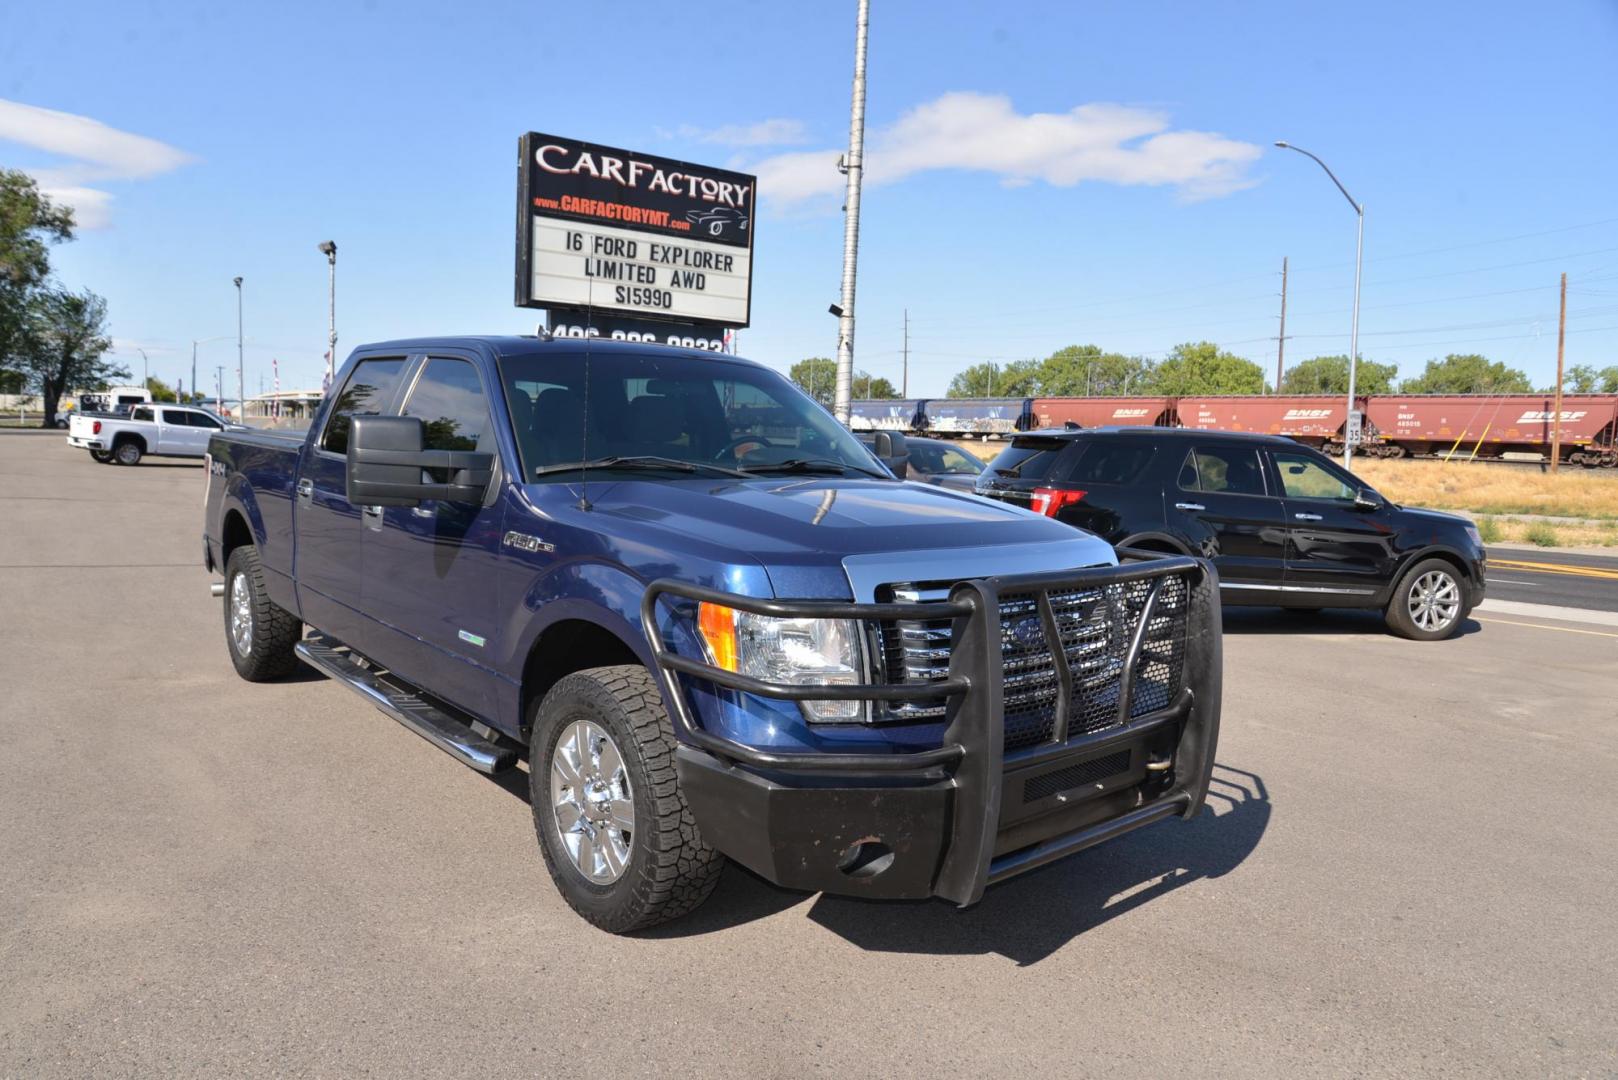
[639,552,1222,906]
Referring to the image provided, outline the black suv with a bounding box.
[977,427,1487,640]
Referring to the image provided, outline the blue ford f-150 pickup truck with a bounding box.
[203,336,1221,932]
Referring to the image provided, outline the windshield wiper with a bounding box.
[532,455,748,478]
[740,457,889,479]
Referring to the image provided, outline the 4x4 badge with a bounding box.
[502,531,554,554]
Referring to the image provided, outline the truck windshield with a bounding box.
[499,350,889,482]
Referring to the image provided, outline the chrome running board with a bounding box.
[294,633,518,774]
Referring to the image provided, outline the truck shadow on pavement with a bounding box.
[1220,608,1482,639]
[646,764,1271,964]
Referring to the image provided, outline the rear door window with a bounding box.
[987,437,1078,481]
[1179,446,1268,496]
[1068,442,1156,486]
[320,357,408,454]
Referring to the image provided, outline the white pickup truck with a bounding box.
[68,403,228,465]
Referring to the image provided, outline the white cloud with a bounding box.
[673,118,809,147]
[749,92,1261,206]
[0,99,195,228]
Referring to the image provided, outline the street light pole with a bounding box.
[832,0,870,426]
[137,348,148,395]
[318,241,338,391]
[1275,141,1364,469]
[233,277,244,419]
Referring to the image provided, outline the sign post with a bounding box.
[515,133,755,346]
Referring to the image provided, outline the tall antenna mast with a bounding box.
[832,0,870,425]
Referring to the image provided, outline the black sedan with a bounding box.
[861,434,986,491]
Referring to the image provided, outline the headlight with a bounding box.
[697,602,865,722]
[1464,523,1483,548]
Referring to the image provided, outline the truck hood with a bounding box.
[548,476,1117,599]
[1396,505,1474,530]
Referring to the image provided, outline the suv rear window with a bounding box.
[986,437,1075,481]
[1068,442,1156,485]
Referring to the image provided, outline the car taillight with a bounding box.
[93,420,101,435]
[1030,487,1085,517]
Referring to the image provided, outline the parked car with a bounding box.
[68,403,227,465]
[976,426,1486,641]
[860,433,985,491]
[204,337,1222,932]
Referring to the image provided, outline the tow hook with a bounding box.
[1145,757,1173,772]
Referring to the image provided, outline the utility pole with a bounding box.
[901,308,909,397]
[233,277,244,419]
[1276,256,1289,393]
[191,342,198,405]
[832,0,870,425]
[1552,271,1567,472]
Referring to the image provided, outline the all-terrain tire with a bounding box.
[530,665,724,933]
[223,545,302,680]
[1384,557,1467,641]
[113,439,143,466]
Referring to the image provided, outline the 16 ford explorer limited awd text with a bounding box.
[203,337,1222,932]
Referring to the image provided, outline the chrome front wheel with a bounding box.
[549,719,634,885]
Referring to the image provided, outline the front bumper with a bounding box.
[642,553,1222,905]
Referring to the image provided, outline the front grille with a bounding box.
[1023,750,1133,802]
[877,572,1189,752]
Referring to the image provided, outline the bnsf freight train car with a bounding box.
[848,393,1618,466]
[1176,395,1366,451]
[1364,394,1618,465]
[1032,396,1176,429]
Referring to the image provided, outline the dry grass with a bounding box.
[1478,516,1618,548]
[1351,459,1618,521]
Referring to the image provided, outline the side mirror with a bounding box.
[873,430,909,479]
[346,415,493,507]
[1354,487,1382,512]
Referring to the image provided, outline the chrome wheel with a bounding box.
[1407,569,1460,633]
[549,719,634,884]
[229,572,253,656]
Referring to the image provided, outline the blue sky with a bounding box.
[4,0,1617,398]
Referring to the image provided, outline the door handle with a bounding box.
[1293,512,1323,521]
[1174,502,1205,512]
[296,479,313,500]
[362,505,383,518]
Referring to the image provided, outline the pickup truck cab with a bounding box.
[70,403,226,465]
[203,337,1221,931]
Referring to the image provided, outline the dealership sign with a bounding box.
[515,132,755,328]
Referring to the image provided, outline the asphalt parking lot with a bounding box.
[3,428,1616,1078]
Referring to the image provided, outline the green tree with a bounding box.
[947,359,1041,398]
[1564,365,1599,394]
[1399,353,1532,394]
[789,357,898,405]
[14,288,123,425]
[0,367,25,394]
[1560,364,1618,394]
[1280,354,1398,395]
[1145,341,1266,395]
[144,375,179,403]
[1036,344,1153,396]
[0,170,76,368]
[789,357,837,405]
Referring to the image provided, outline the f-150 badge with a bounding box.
[502,531,554,554]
